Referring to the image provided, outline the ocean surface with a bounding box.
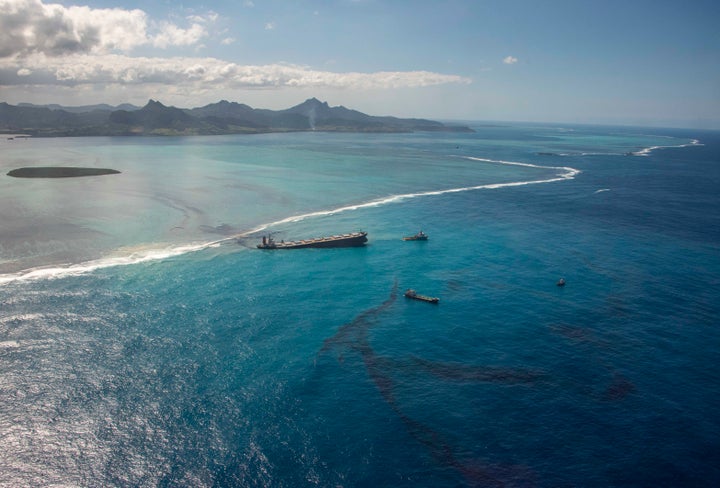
[1,123,718,487]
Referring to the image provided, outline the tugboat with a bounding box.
[402,230,428,241]
[404,289,439,304]
[257,231,368,249]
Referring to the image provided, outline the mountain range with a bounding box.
[0,98,473,136]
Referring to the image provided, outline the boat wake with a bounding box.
[1,156,579,285]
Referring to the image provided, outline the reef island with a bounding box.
[7,167,121,178]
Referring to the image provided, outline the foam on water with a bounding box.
[0,241,227,285]
[2,126,716,487]
[0,156,580,285]
[632,138,702,156]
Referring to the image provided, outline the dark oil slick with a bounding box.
[320,282,539,487]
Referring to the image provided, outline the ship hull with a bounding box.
[402,231,428,241]
[258,232,367,249]
[404,289,439,303]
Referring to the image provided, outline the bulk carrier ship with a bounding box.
[257,231,368,249]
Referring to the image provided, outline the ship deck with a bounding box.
[258,232,367,249]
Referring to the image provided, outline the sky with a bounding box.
[1,0,719,128]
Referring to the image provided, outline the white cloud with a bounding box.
[0,1,472,104]
[265,22,275,30]
[503,55,518,65]
[187,12,218,24]
[0,53,471,90]
[153,22,207,48]
[0,0,210,58]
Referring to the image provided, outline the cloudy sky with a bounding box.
[1,0,718,128]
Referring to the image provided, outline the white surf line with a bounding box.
[633,138,702,156]
[0,157,579,285]
[234,157,580,238]
[0,242,218,286]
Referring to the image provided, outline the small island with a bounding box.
[7,167,121,178]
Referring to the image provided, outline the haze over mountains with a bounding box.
[0,98,473,136]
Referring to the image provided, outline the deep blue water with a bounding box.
[1,124,719,487]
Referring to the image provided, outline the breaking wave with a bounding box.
[244,157,580,235]
[0,242,222,286]
[632,139,702,156]
[0,156,578,285]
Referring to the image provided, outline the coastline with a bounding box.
[0,126,700,285]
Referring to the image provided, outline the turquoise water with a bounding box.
[1,125,719,486]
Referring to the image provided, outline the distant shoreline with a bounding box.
[7,167,121,178]
[0,98,475,137]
